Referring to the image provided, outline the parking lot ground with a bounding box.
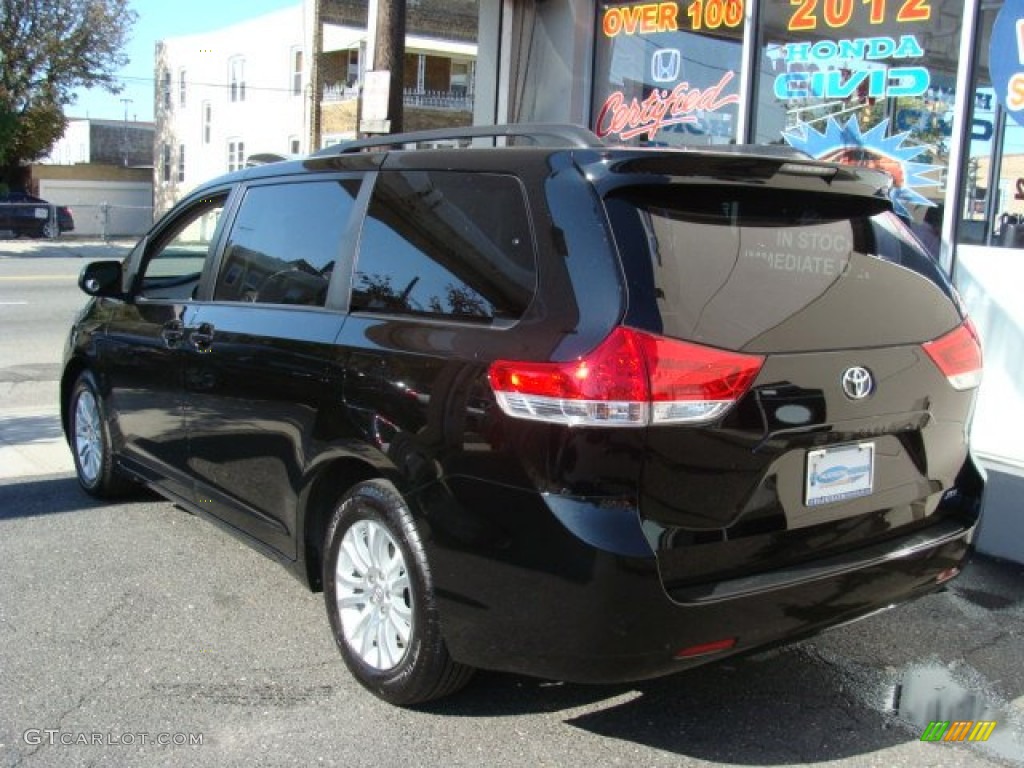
[0,457,1022,767]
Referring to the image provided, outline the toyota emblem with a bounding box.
[841,367,874,400]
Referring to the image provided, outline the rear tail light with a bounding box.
[922,319,983,391]
[488,327,764,427]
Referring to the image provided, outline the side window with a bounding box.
[138,195,226,300]
[351,171,536,323]
[214,179,359,306]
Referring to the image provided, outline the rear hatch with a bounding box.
[599,159,982,601]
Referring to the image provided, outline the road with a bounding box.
[1,239,1022,768]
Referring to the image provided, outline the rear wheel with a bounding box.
[323,479,473,706]
[69,372,134,498]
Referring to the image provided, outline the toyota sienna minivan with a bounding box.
[64,124,985,705]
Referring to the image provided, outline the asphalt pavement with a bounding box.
[1,237,1022,767]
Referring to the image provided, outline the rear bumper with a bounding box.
[424,457,983,684]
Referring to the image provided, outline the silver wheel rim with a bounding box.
[74,389,103,485]
[335,519,413,670]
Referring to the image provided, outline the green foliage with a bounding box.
[0,0,137,171]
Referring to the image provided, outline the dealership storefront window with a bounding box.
[753,0,961,258]
[953,0,1024,469]
[591,1,744,145]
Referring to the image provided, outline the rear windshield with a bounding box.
[604,186,956,352]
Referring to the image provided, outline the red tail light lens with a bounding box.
[488,327,764,427]
[922,319,983,391]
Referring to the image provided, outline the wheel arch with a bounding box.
[297,453,408,592]
[60,358,91,439]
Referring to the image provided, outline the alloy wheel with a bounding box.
[335,519,413,670]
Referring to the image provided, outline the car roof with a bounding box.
[185,123,893,205]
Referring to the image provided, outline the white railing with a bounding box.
[402,88,474,111]
[321,83,474,112]
[322,83,360,102]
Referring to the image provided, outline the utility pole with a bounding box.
[310,0,324,151]
[373,0,405,134]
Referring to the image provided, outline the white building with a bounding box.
[154,3,315,213]
[155,1,478,214]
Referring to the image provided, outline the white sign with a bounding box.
[362,70,391,122]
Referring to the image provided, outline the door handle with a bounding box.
[161,319,184,346]
[191,322,215,351]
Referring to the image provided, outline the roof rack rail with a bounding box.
[313,123,604,156]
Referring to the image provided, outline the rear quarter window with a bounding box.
[351,171,536,324]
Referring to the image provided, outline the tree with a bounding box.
[0,0,136,188]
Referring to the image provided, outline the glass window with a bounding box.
[958,1,1024,247]
[179,69,187,108]
[177,144,186,183]
[229,57,246,102]
[292,49,304,96]
[591,0,745,146]
[604,185,951,351]
[227,139,245,172]
[214,180,360,306]
[202,102,212,144]
[161,143,171,183]
[138,195,226,301]
[162,70,171,109]
[952,0,1024,468]
[753,0,962,250]
[351,171,536,323]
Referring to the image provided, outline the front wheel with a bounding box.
[323,479,473,706]
[69,372,134,498]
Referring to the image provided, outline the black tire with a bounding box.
[323,479,473,706]
[68,371,135,498]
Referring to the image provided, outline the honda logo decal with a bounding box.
[651,49,682,84]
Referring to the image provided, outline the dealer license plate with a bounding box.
[805,443,875,507]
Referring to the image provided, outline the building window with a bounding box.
[177,144,186,183]
[347,50,360,86]
[289,136,301,155]
[202,101,212,144]
[162,70,172,110]
[162,143,171,182]
[179,69,187,108]
[753,0,957,232]
[229,57,246,102]
[292,48,304,96]
[227,139,245,172]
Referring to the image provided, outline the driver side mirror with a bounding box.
[78,260,125,298]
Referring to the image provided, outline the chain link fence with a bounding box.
[70,203,154,240]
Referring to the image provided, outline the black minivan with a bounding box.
[63,124,985,706]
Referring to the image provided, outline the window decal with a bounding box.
[782,116,941,215]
